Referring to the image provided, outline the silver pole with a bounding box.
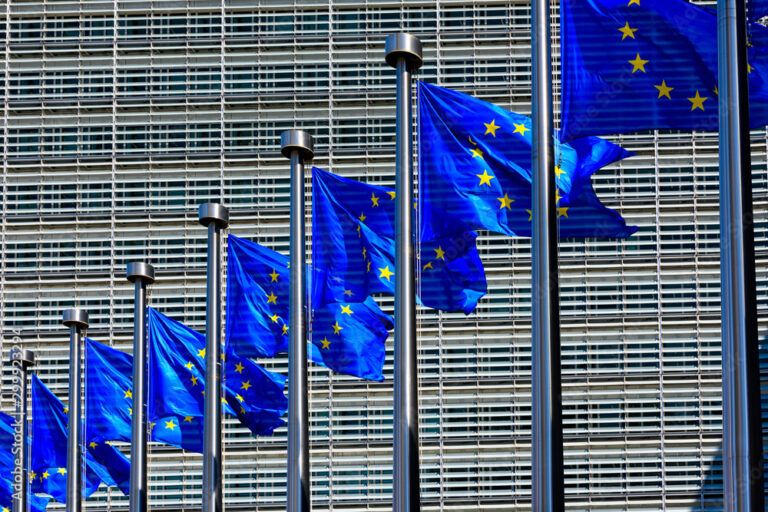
[385,33,423,512]
[717,0,764,509]
[126,263,155,512]
[11,349,34,512]
[280,129,314,512]
[199,204,229,512]
[530,0,564,509]
[62,309,88,512]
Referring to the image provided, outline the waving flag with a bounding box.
[417,81,637,241]
[30,376,129,503]
[312,167,488,314]
[226,235,393,381]
[560,0,768,140]
[148,307,287,438]
[0,412,50,512]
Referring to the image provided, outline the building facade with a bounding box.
[0,0,764,510]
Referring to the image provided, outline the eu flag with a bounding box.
[85,338,205,453]
[148,307,287,438]
[560,0,768,141]
[0,412,50,512]
[417,81,638,241]
[225,234,393,381]
[30,375,129,502]
[312,167,488,314]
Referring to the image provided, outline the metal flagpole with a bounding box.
[280,129,314,512]
[385,32,422,512]
[199,204,229,512]
[126,262,156,512]
[716,0,764,509]
[11,348,34,512]
[530,0,564,509]
[62,308,88,512]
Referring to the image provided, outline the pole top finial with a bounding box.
[385,33,423,71]
[10,348,35,368]
[198,203,229,228]
[280,130,314,160]
[126,262,155,284]
[62,308,89,329]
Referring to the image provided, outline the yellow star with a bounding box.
[321,337,331,350]
[356,224,361,237]
[340,304,353,315]
[128,408,132,415]
[234,362,244,374]
[3,507,9,512]
[240,406,246,414]
[63,407,68,414]
[124,390,132,399]
[149,422,156,431]
[470,147,484,158]
[526,209,532,221]
[367,260,372,272]
[688,90,708,111]
[371,193,379,207]
[379,265,394,281]
[512,123,529,135]
[358,212,367,222]
[618,21,637,40]
[197,348,205,358]
[628,53,648,73]
[476,170,495,187]
[497,193,514,210]
[236,394,245,403]
[88,442,98,449]
[282,324,289,335]
[332,322,343,335]
[434,246,445,260]
[362,247,367,259]
[387,191,396,200]
[266,291,277,304]
[184,416,193,423]
[41,471,49,480]
[554,166,565,178]
[241,380,252,391]
[748,63,754,74]
[654,80,673,99]
[29,471,36,480]
[57,468,66,475]
[190,376,199,386]
[557,207,569,218]
[555,189,563,204]
[423,261,433,270]
[269,314,279,323]
[185,361,194,370]
[468,135,477,145]
[344,289,354,297]
[628,0,640,5]
[165,419,176,431]
[221,398,228,405]
[484,119,500,136]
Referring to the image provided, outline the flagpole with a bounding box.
[716,0,764,509]
[281,129,314,512]
[385,32,422,512]
[530,0,564,509]
[126,262,155,512]
[199,204,229,512]
[62,308,88,512]
[11,348,34,512]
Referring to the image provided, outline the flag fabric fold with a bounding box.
[417,81,638,241]
[225,234,393,381]
[148,307,287,438]
[0,412,50,512]
[312,166,488,314]
[560,0,768,141]
[30,375,129,503]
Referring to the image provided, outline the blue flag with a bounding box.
[85,337,206,453]
[560,0,768,141]
[225,234,393,381]
[0,412,49,512]
[30,375,129,503]
[417,81,638,241]
[312,166,488,314]
[148,307,287,438]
